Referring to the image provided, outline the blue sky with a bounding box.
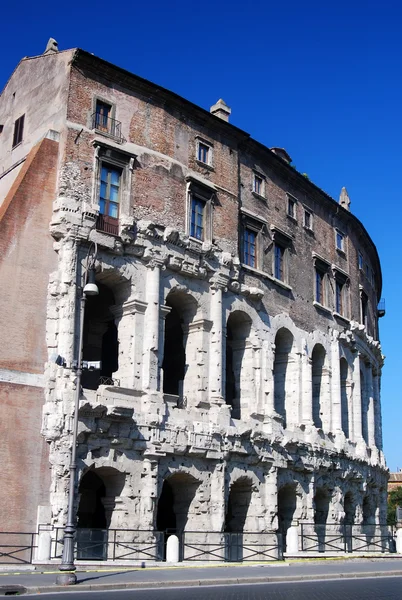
[1,0,400,469]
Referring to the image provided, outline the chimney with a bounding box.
[44,38,59,55]
[210,99,231,122]
[339,187,351,211]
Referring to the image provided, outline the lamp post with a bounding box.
[56,243,99,586]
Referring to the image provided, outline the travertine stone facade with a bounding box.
[0,40,387,547]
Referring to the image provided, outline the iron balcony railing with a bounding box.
[92,113,124,142]
[96,214,119,236]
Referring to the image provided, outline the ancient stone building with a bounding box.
[0,39,387,556]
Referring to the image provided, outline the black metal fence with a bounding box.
[0,532,37,564]
[300,523,395,553]
[182,531,283,562]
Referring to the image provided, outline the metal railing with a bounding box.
[182,531,283,562]
[0,532,37,564]
[96,214,119,236]
[92,113,124,142]
[300,523,395,553]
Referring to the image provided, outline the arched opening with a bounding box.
[274,328,294,428]
[340,358,350,438]
[361,368,369,444]
[277,484,297,551]
[312,344,326,429]
[362,495,375,525]
[82,282,119,390]
[314,487,330,552]
[225,311,252,420]
[76,467,125,560]
[162,291,198,402]
[224,477,253,533]
[77,471,107,529]
[156,472,200,535]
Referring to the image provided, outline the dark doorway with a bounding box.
[340,358,349,437]
[156,479,176,532]
[224,478,252,533]
[312,344,326,429]
[225,311,252,420]
[273,328,294,428]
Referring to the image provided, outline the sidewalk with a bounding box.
[1,557,402,595]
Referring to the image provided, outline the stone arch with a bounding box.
[82,282,119,390]
[162,290,199,402]
[156,471,201,534]
[77,467,125,529]
[225,310,253,420]
[362,493,376,525]
[314,487,331,525]
[224,476,253,533]
[340,357,351,438]
[273,328,297,428]
[311,344,328,430]
[277,483,297,551]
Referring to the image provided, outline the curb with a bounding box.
[24,569,402,594]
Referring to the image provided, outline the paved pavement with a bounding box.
[21,576,402,600]
[1,557,402,595]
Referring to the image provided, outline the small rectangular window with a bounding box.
[190,196,206,240]
[358,252,363,270]
[197,141,212,166]
[287,197,296,219]
[361,291,368,327]
[336,230,345,252]
[335,280,343,314]
[253,173,264,196]
[304,209,312,230]
[12,114,24,148]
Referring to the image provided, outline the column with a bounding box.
[331,336,342,433]
[209,280,225,403]
[111,298,147,389]
[142,259,164,391]
[301,340,313,426]
[366,364,375,448]
[352,353,364,443]
[182,318,212,408]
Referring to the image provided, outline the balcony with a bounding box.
[96,214,119,236]
[92,113,124,143]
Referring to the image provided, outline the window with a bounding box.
[196,139,212,166]
[190,195,206,240]
[358,252,363,270]
[274,243,285,280]
[97,164,121,234]
[186,178,215,242]
[243,227,257,267]
[333,269,349,318]
[287,195,296,219]
[365,263,370,279]
[95,100,112,132]
[313,255,330,308]
[12,114,24,148]
[271,225,292,284]
[335,229,345,252]
[361,290,368,328]
[253,173,264,197]
[304,209,312,230]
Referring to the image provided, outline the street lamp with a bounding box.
[56,243,99,586]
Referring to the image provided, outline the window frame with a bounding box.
[252,172,265,198]
[358,251,364,270]
[195,138,213,168]
[333,267,350,319]
[240,212,267,270]
[94,99,113,133]
[186,178,215,243]
[335,229,346,253]
[304,208,313,231]
[270,225,292,284]
[12,114,25,148]
[99,163,122,223]
[286,193,298,221]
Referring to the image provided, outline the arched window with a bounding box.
[340,358,350,438]
[312,344,326,429]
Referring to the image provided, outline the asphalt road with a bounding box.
[23,576,402,599]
